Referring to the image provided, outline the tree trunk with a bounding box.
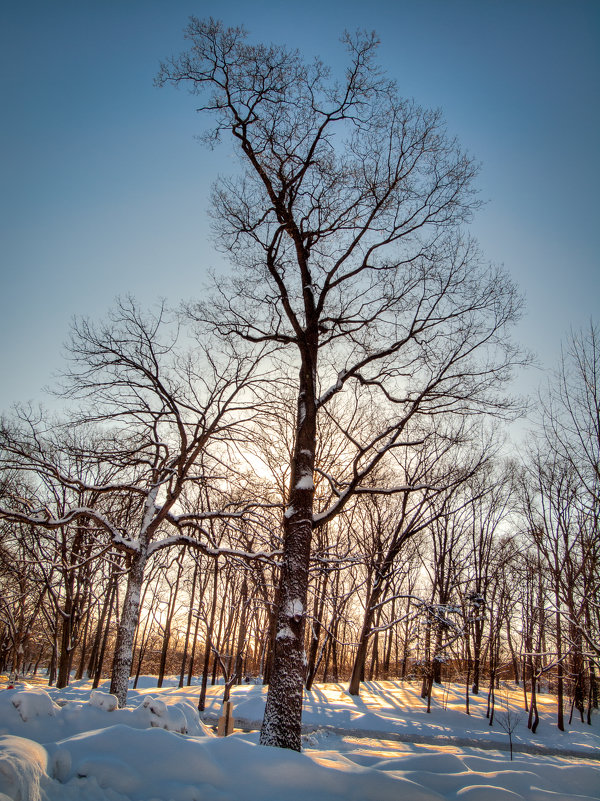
[305,572,328,690]
[383,598,395,680]
[555,605,564,731]
[93,579,117,688]
[187,606,202,686]
[74,603,91,681]
[349,606,374,696]
[110,549,148,707]
[157,554,183,687]
[179,559,199,688]
[198,559,219,711]
[472,615,483,694]
[233,579,248,685]
[260,351,317,751]
[505,619,519,684]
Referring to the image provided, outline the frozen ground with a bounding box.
[0,674,598,800]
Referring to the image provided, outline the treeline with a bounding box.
[0,309,598,732]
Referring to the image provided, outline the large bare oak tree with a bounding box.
[158,19,524,750]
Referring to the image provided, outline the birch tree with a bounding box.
[158,19,524,750]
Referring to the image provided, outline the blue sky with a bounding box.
[1,0,598,416]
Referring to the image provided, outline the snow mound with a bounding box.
[89,691,118,712]
[10,689,57,723]
[42,726,423,801]
[0,685,205,742]
[0,735,48,801]
[136,695,187,733]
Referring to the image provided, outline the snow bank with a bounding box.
[0,686,206,743]
[0,679,598,801]
[0,726,424,801]
[136,695,188,733]
[0,736,47,801]
[2,722,599,801]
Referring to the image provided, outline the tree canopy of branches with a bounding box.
[157,18,524,750]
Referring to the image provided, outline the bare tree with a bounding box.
[347,437,481,696]
[496,689,521,760]
[542,324,600,509]
[521,323,600,726]
[0,299,275,706]
[157,19,524,750]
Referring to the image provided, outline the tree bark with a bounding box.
[179,558,199,688]
[110,549,148,707]
[260,352,317,751]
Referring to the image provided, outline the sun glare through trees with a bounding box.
[0,17,598,770]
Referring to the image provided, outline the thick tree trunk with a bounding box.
[110,549,148,707]
[260,354,317,751]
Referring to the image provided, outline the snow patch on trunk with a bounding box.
[295,475,314,490]
[285,599,304,622]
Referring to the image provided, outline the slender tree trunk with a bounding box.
[187,607,202,686]
[48,641,57,687]
[93,579,117,688]
[56,595,73,689]
[198,559,219,712]
[369,610,382,682]
[75,604,91,681]
[88,573,115,679]
[305,572,328,690]
[472,615,483,694]
[179,559,199,688]
[383,598,395,680]
[421,623,431,699]
[505,619,519,685]
[158,555,183,687]
[233,579,248,685]
[133,588,157,689]
[555,606,564,731]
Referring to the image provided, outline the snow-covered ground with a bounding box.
[0,675,598,800]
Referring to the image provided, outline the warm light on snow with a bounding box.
[0,676,598,800]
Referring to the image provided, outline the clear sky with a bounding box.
[1,0,598,417]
